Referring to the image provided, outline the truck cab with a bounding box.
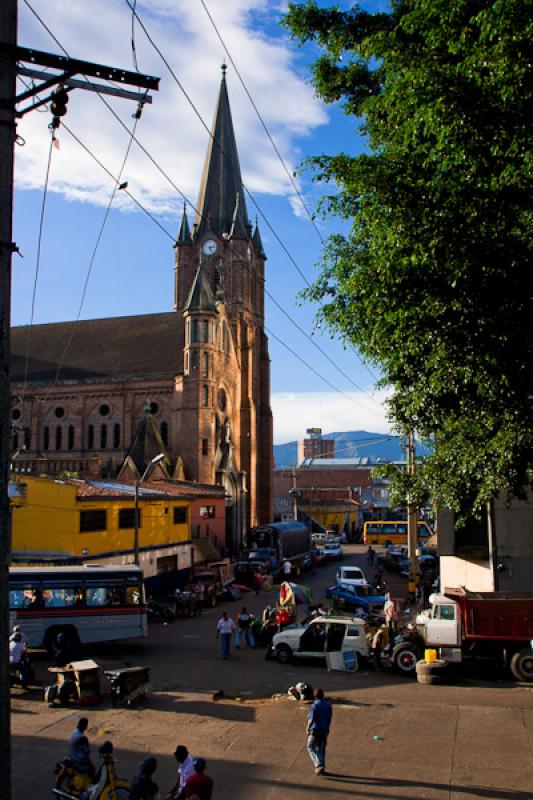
[416,594,461,647]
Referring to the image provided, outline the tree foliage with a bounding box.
[283,0,533,513]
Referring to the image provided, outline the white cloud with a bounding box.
[271,389,393,444]
[16,0,328,217]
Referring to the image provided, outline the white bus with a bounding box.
[9,565,147,651]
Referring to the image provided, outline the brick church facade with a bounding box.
[10,70,273,551]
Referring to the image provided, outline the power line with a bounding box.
[198,0,323,244]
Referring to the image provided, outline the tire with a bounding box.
[392,642,421,676]
[276,645,293,665]
[100,783,131,800]
[416,659,449,685]
[510,649,533,682]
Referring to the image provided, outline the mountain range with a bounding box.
[273,430,432,468]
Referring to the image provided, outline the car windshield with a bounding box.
[343,569,362,579]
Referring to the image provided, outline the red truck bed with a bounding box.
[445,588,533,641]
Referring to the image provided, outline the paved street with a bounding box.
[11,545,533,799]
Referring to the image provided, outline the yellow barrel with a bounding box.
[425,649,437,664]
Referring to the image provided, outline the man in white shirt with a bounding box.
[282,559,292,579]
[166,745,194,799]
[216,611,236,659]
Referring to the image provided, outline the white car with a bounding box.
[336,565,367,586]
[322,542,343,560]
[270,615,369,665]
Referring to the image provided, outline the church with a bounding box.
[10,69,273,552]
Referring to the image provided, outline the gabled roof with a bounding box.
[118,411,172,479]
[184,266,217,314]
[194,68,250,239]
[10,312,183,383]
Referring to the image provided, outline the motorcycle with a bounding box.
[104,666,150,707]
[53,742,130,800]
[147,597,176,623]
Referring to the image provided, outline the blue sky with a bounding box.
[13,0,391,443]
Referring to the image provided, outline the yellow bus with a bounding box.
[363,520,432,546]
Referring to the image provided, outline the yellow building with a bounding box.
[10,475,201,591]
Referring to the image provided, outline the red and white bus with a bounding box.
[9,565,147,650]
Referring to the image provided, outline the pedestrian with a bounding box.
[306,688,333,776]
[282,559,292,580]
[367,545,375,565]
[166,745,195,800]
[193,580,205,612]
[216,611,236,659]
[235,607,255,648]
[371,624,389,670]
[130,756,159,800]
[384,591,399,640]
[183,757,213,800]
[68,717,95,779]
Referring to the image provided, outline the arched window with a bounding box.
[222,322,229,354]
[12,431,18,451]
[43,426,50,451]
[214,265,221,292]
[87,424,94,450]
[161,421,168,446]
[68,425,75,450]
[113,423,121,449]
[202,385,209,408]
[23,428,31,450]
[192,319,199,342]
[100,424,107,449]
[191,351,198,370]
[55,425,62,450]
[202,352,209,378]
[184,351,189,374]
[186,317,191,344]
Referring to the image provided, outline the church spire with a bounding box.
[194,66,249,239]
[252,218,266,259]
[176,203,191,244]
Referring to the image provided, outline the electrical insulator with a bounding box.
[50,87,69,119]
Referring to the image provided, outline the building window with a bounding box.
[54,406,65,419]
[66,425,74,450]
[202,320,210,343]
[184,351,189,374]
[161,421,168,446]
[12,431,18,450]
[12,408,21,420]
[200,505,215,518]
[222,322,229,354]
[100,424,107,449]
[87,424,94,450]
[113,423,121,449]
[156,555,177,574]
[202,385,209,408]
[191,351,198,370]
[43,426,50,451]
[79,509,107,532]
[201,438,209,456]
[118,508,140,529]
[192,319,199,342]
[99,404,110,417]
[23,428,31,450]
[173,506,187,524]
[202,352,209,378]
[186,317,191,344]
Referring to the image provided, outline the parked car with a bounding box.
[268,615,369,665]
[311,533,328,545]
[400,554,438,578]
[335,565,367,586]
[379,550,409,573]
[241,547,276,573]
[326,583,386,613]
[322,542,343,560]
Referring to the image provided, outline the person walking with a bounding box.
[166,745,194,800]
[130,756,159,800]
[216,611,236,659]
[367,545,375,565]
[235,607,255,648]
[183,757,213,800]
[306,688,333,775]
[384,592,399,641]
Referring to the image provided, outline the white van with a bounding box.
[336,565,367,586]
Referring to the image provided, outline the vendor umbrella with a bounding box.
[279,582,313,606]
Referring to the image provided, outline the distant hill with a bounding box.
[273,430,432,468]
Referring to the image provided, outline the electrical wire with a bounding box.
[198,0,324,244]
[20,132,54,402]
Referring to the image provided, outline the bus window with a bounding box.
[42,588,78,608]
[126,585,141,605]
[86,587,109,607]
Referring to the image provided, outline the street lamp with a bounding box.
[133,453,166,566]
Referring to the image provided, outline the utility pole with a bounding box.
[406,432,420,602]
[0,17,159,796]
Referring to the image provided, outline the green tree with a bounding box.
[284,0,533,513]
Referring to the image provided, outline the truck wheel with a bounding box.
[510,649,533,682]
[276,645,293,665]
[392,642,421,676]
[416,659,449,685]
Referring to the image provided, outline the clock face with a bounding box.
[202,239,217,256]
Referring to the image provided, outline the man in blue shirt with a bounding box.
[306,688,333,775]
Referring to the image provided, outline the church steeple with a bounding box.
[176,203,191,244]
[252,218,266,259]
[194,65,250,239]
